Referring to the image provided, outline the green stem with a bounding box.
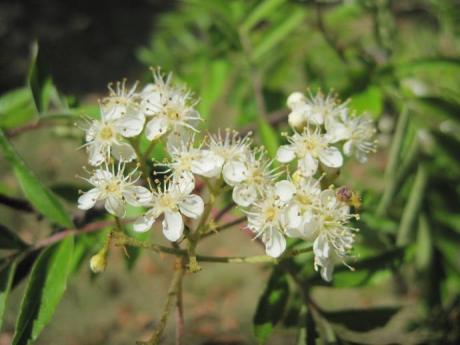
[131,138,153,190]
[113,232,312,264]
[396,164,428,246]
[377,105,410,216]
[143,140,157,161]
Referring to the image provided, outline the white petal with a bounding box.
[145,116,169,141]
[319,146,343,168]
[327,123,349,143]
[179,194,204,219]
[89,169,113,185]
[174,171,195,195]
[308,110,324,126]
[343,140,353,156]
[320,190,337,208]
[222,161,248,186]
[114,115,145,137]
[78,188,101,210]
[123,186,153,206]
[133,214,155,232]
[87,143,106,166]
[162,211,184,242]
[191,150,224,178]
[320,262,334,282]
[313,234,330,259]
[298,153,318,176]
[232,183,257,207]
[276,145,296,163]
[111,142,136,162]
[265,228,286,258]
[285,203,302,230]
[275,180,296,203]
[105,195,125,217]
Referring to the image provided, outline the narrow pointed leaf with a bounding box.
[12,236,74,345]
[0,130,73,228]
[0,260,17,330]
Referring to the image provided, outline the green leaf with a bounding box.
[0,223,28,250]
[0,130,73,228]
[240,0,286,33]
[257,118,279,160]
[12,236,74,345]
[0,88,36,129]
[349,86,383,119]
[0,260,17,330]
[252,11,304,61]
[253,268,290,344]
[27,43,53,114]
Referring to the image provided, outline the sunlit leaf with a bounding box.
[12,236,74,345]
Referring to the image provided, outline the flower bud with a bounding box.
[287,92,305,109]
[90,248,108,273]
[288,111,307,131]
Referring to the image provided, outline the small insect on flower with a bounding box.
[78,163,152,218]
[276,127,343,177]
[140,69,201,142]
[133,178,204,242]
[245,180,296,257]
[311,189,357,282]
[83,106,144,166]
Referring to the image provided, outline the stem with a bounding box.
[201,216,246,239]
[396,164,428,246]
[113,232,313,264]
[214,202,236,222]
[137,258,184,345]
[377,105,410,216]
[175,267,184,345]
[143,140,157,161]
[131,137,153,190]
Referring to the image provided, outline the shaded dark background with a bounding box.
[0,0,175,95]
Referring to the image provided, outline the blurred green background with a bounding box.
[1,0,460,344]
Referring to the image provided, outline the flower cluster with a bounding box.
[78,71,377,281]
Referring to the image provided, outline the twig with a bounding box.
[201,216,246,239]
[214,202,236,222]
[137,258,184,345]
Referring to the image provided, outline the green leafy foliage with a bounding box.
[0,130,73,228]
[12,236,74,345]
[253,268,290,344]
[0,260,17,330]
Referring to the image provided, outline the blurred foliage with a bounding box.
[0,0,460,344]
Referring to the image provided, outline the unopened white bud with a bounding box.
[288,111,307,130]
[287,92,306,109]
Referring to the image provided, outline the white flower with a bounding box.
[166,138,224,185]
[83,107,144,166]
[133,179,204,242]
[245,181,296,257]
[287,91,348,128]
[326,112,377,163]
[207,129,252,183]
[78,164,152,217]
[141,70,200,141]
[276,127,343,177]
[102,79,144,122]
[311,190,356,282]
[284,176,322,239]
[227,149,279,207]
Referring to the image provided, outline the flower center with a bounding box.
[99,125,115,141]
[166,106,180,120]
[104,180,120,194]
[159,194,177,210]
[264,206,277,222]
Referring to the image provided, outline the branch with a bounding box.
[137,258,184,345]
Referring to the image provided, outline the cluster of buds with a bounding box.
[78,69,377,281]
